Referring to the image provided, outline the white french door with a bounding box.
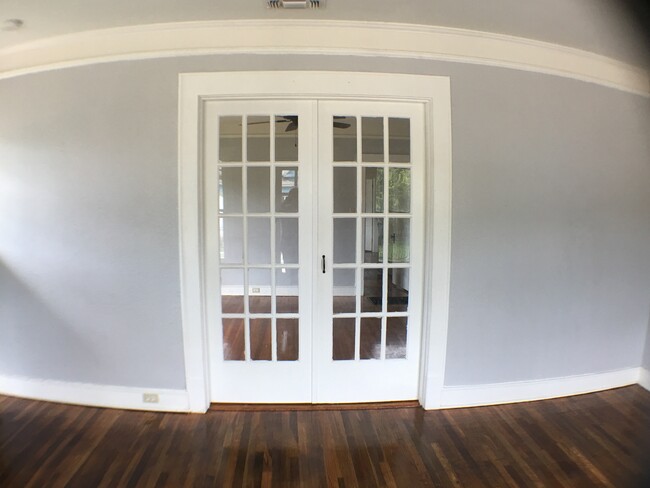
[314,101,425,403]
[204,99,424,404]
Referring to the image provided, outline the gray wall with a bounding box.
[1,54,649,390]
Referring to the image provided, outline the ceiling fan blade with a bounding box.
[285,121,298,132]
[333,122,351,129]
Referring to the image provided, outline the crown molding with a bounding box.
[0,20,648,96]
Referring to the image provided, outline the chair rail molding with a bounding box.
[1,20,648,96]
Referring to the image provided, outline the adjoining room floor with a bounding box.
[1,386,648,487]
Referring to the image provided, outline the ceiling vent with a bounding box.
[267,0,322,8]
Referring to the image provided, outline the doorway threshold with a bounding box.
[209,400,420,412]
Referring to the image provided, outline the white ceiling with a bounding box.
[1,0,648,66]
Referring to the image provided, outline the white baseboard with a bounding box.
[639,368,650,392]
[0,374,191,413]
[440,368,641,408]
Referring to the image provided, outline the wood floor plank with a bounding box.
[0,386,648,487]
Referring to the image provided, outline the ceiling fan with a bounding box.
[245,116,351,132]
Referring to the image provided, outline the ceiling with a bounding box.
[1,0,648,67]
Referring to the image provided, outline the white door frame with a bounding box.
[178,71,452,412]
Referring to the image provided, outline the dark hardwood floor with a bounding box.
[1,386,649,487]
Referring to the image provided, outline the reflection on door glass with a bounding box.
[386,316,407,359]
[250,319,272,360]
[276,115,298,161]
[333,218,356,264]
[361,268,383,313]
[222,318,245,361]
[221,268,244,314]
[219,217,244,264]
[275,218,299,264]
[333,167,357,213]
[333,268,356,314]
[389,168,410,213]
[387,268,409,312]
[388,218,410,263]
[219,167,243,214]
[247,115,270,162]
[362,167,384,213]
[219,116,242,162]
[247,167,270,213]
[362,117,384,162]
[389,117,410,163]
[247,218,271,264]
[275,167,299,213]
[333,116,357,161]
[360,317,381,359]
[276,268,299,313]
[249,268,272,314]
[277,319,299,361]
[333,318,356,360]
[363,218,384,264]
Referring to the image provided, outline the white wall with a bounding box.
[1,53,649,392]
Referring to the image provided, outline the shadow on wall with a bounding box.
[621,0,650,58]
[0,259,102,382]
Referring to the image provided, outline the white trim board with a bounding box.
[639,368,650,392]
[1,20,648,97]
[0,374,191,412]
[441,368,642,408]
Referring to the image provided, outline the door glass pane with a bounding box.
[362,167,384,213]
[219,167,242,214]
[333,116,357,162]
[247,218,271,264]
[247,116,270,162]
[219,217,244,264]
[361,268,383,313]
[250,319,272,360]
[388,218,410,263]
[360,318,381,359]
[247,167,270,213]
[387,268,409,312]
[363,218,384,264]
[362,117,384,162]
[333,218,356,264]
[389,117,410,163]
[333,318,356,360]
[275,167,299,213]
[221,268,244,314]
[277,319,299,361]
[276,268,299,313]
[389,168,410,213]
[219,116,242,162]
[333,167,357,213]
[276,115,298,161]
[276,218,299,264]
[222,318,245,361]
[333,268,356,314]
[249,268,271,314]
[386,316,407,359]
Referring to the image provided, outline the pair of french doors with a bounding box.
[204,99,424,404]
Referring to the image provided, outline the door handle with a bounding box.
[322,255,326,274]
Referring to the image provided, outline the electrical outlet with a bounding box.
[143,393,159,404]
[251,287,261,293]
